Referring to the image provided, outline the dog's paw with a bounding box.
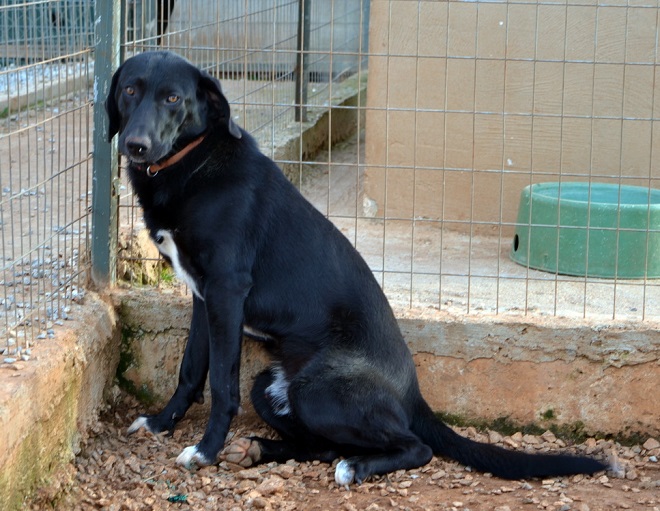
[176,445,214,469]
[334,460,356,486]
[127,416,155,435]
[220,437,262,467]
[127,411,182,435]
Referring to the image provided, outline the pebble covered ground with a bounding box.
[28,389,659,511]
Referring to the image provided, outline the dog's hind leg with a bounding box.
[222,367,340,467]
[289,365,433,485]
[128,295,209,435]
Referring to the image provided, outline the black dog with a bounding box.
[106,51,607,485]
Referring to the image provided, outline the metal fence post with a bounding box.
[295,0,311,122]
[91,0,122,286]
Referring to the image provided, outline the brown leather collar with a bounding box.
[146,134,206,177]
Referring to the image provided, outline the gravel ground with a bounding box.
[28,388,659,511]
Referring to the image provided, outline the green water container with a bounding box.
[510,182,660,279]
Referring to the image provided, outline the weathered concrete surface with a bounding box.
[116,289,659,440]
[398,307,659,438]
[116,290,270,408]
[0,292,120,511]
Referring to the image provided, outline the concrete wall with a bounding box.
[0,293,120,511]
[117,290,660,439]
[364,1,660,235]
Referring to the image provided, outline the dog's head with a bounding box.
[105,51,241,166]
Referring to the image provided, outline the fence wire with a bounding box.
[116,0,370,286]
[115,0,659,322]
[4,0,656,349]
[361,1,659,321]
[0,0,93,361]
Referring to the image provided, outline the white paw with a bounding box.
[334,460,355,486]
[176,445,213,468]
[127,416,152,435]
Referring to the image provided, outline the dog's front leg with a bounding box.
[176,272,250,468]
[128,295,209,435]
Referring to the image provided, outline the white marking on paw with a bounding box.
[176,444,212,468]
[127,416,152,435]
[335,460,356,486]
[265,364,291,416]
[154,229,202,299]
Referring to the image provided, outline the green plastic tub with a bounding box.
[510,182,660,278]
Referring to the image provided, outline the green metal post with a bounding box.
[295,0,311,122]
[91,0,121,286]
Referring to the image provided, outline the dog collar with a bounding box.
[145,134,206,177]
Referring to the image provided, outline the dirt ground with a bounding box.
[27,387,659,511]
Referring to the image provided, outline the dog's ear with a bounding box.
[199,71,242,139]
[105,63,123,141]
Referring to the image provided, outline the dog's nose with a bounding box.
[125,136,151,158]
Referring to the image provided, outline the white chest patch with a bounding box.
[154,229,202,299]
[265,365,291,416]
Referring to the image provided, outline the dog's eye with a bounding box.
[166,94,180,104]
[125,86,135,96]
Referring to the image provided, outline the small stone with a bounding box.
[523,434,540,445]
[431,470,446,480]
[251,496,269,509]
[643,438,660,451]
[625,468,638,480]
[256,475,285,495]
[503,437,519,448]
[542,430,557,443]
[237,468,262,480]
[272,464,295,479]
[3,357,16,364]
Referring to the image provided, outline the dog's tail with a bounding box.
[412,402,608,479]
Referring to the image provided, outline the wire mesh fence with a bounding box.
[114,0,660,323]
[116,0,370,287]
[2,0,658,364]
[0,0,93,361]
[362,1,660,320]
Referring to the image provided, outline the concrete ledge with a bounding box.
[117,290,659,441]
[398,307,659,439]
[0,293,120,511]
[116,290,269,408]
[0,74,94,115]
[271,71,367,182]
